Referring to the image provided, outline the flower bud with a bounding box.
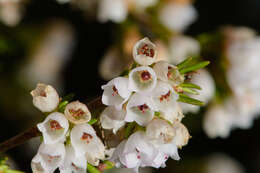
[128,66,157,93]
[102,77,132,110]
[59,145,87,173]
[70,124,105,166]
[31,83,59,112]
[64,101,91,124]
[31,142,65,173]
[153,61,184,85]
[37,112,69,144]
[172,122,190,148]
[133,37,157,65]
[100,106,126,134]
[125,93,156,126]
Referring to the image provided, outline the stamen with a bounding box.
[112,85,119,96]
[160,91,171,102]
[50,120,62,130]
[81,132,93,144]
[140,71,151,81]
[137,104,149,113]
[69,109,85,119]
[72,163,79,170]
[138,44,155,57]
[40,90,47,97]
[47,155,60,162]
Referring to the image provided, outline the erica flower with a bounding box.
[132,38,157,66]
[31,83,60,112]
[102,77,132,110]
[151,81,179,116]
[159,1,197,32]
[37,112,69,144]
[59,145,87,173]
[153,61,184,85]
[31,143,66,173]
[70,124,105,166]
[100,106,126,134]
[64,101,91,124]
[125,93,156,126]
[128,66,157,93]
[168,35,200,65]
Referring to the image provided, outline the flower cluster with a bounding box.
[100,38,208,172]
[30,83,105,173]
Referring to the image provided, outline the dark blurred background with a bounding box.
[1,0,260,172]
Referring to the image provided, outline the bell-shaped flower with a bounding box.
[102,77,132,110]
[37,112,69,144]
[70,124,105,166]
[151,81,181,121]
[31,83,60,112]
[171,121,190,148]
[181,69,215,114]
[132,37,157,66]
[59,145,87,173]
[168,35,200,65]
[100,106,126,134]
[125,93,156,126]
[97,0,128,23]
[159,2,197,32]
[64,101,91,124]
[128,66,157,93]
[31,142,65,173]
[145,119,180,159]
[153,61,184,85]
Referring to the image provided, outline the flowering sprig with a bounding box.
[100,37,209,172]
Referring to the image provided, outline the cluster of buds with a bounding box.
[100,38,208,172]
[30,83,105,173]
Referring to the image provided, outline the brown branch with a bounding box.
[0,96,103,153]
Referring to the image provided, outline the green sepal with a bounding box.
[61,93,75,102]
[178,94,204,106]
[88,118,98,125]
[87,163,101,173]
[182,88,199,95]
[125,122,136,139]
[58,100,69,113]
[179,61,210,74]
[179,83,201,90]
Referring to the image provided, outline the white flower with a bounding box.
[171,121,190,148]
[102,77,132,109]
[125,93,156,126]
[97,0,127,23]
[153,61,184,85]
[223,26,256,43]
[168,36,200,65]
[181,69,215,113]
[205,154,245,173]
[31,143,66,173]
[100,106,126,134]
[132,38,157,66]
[64,101,91,124]
[70,124,105,166]
[37,112,69,144]
[151,81,180,120]
[159,2,197,32]
[31,83,60,112]
[59,145,87,173]
[203,104,233,138]
[128,66,157,93]
[0,0,22,26]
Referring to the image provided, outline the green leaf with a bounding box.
[179,83,201,90]
[179,61,210,74]
[102,161,115,170]
[62,93,75,102]
[58,100,69,113]
[125,122,136,138]
[87,163,101,173]
[182,88,199,95]
[178,94,204,106]
[176,57,193,69]
[88,118,98,125]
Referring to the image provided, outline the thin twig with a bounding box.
[0,96,103,153]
